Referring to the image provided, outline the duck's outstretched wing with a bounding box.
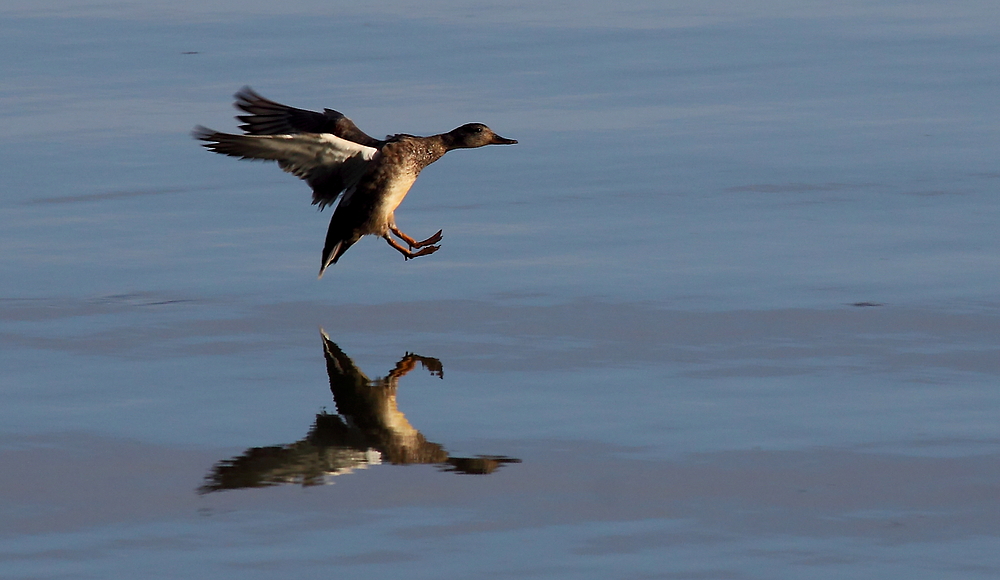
[233,86,386,148]
[193,126,377,209]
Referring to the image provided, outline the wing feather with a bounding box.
[233,86,385,148]
[193,126,378,209]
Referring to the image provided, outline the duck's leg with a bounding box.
[384,234,440,260]
[389,223,443,249]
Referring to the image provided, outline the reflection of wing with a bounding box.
[443,455,523,475]
[193,126,377,209]
[198,414,383,494]
[234,86,386,148]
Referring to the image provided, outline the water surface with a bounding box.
[2,1,999,578]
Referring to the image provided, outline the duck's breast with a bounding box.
[377,170,419,215]
[372,140,427,217]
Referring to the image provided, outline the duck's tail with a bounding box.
[318,216,359,278]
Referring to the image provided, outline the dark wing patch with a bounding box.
[233,86,386,148]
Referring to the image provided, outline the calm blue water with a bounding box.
[2,1,999,579]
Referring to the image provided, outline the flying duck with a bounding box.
[194,87,517,277]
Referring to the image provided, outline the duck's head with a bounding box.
[444,123,517,150]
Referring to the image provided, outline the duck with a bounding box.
[193,87,517,278]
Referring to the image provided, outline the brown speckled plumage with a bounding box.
[194,87,516,277]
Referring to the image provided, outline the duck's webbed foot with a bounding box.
[390,225,443,249]
[413,229,443,248]
[385,235,440,260]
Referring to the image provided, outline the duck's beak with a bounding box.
[490,135,517,145]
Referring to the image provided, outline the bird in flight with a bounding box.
[194,87,517,277]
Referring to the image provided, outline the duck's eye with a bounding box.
[473,126,483,133]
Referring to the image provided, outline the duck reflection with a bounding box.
[199,330,520,493]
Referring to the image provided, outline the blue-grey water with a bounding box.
[2,1,1000,578]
